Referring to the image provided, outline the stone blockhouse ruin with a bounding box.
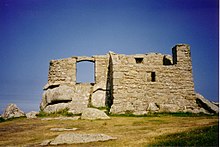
[40,44,216,115]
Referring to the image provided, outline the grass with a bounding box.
[132,119,167,126]
[0,116,26,123]
[0,115,218,146]
[0,117,5,123]
[149,125,219,146]
[110,112,217,117]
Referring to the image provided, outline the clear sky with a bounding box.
[0,0,218,113]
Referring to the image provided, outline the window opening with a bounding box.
[151,72,156,82]
[76,61,95,83]
[163,56,172,65]
[135,58,143,64]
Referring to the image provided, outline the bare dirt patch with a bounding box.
[0,115,218,146]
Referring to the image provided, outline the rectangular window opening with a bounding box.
[135,58,143,64]
[151,72,156,82]
[76,61,95,84]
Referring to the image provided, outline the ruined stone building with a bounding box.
[40,44,218,115]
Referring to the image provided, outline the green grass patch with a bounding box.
[149,125,219,146]
[110,112,217,117]
[0,116,26,123]
[0,117,5,123]
[110,113,139,117]
[160,112,217,117]
[132,119,168,126]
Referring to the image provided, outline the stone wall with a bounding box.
[41,44,208,115]
[109,44,198,114]
[41,55,109,114]
[47,57,76,86]
[92,55,109,107]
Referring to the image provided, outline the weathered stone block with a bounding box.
[159,104,180,112]
[26,111,39,119]
[91,90,106,108]
[147,102,159,112]
[43,103,70,113]
[49,133,116,145]
[81,108,110,120]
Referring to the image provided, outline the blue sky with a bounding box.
[0,0,218,113]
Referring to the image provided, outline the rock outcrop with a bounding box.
[91,81,107,107]
[50,128,78,131]
[81,108,110,120]
[147,102,159,112]
[49,133,117,145]
[42,103,69,113]
[159,104,180,113]
[196,93,219,114]
[41,116,80,121]
[40,84,91,114]
[26,111,39,119]
[2,104,25,119]
[41,85,73,109]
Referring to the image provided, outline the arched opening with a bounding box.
[76,61,95,84]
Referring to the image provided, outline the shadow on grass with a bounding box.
[148,125,219,146]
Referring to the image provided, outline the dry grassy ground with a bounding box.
[0,115,218,146]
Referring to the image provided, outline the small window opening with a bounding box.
[163,56,172,65]
[151,72,156,82]
[135,58,143,64]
